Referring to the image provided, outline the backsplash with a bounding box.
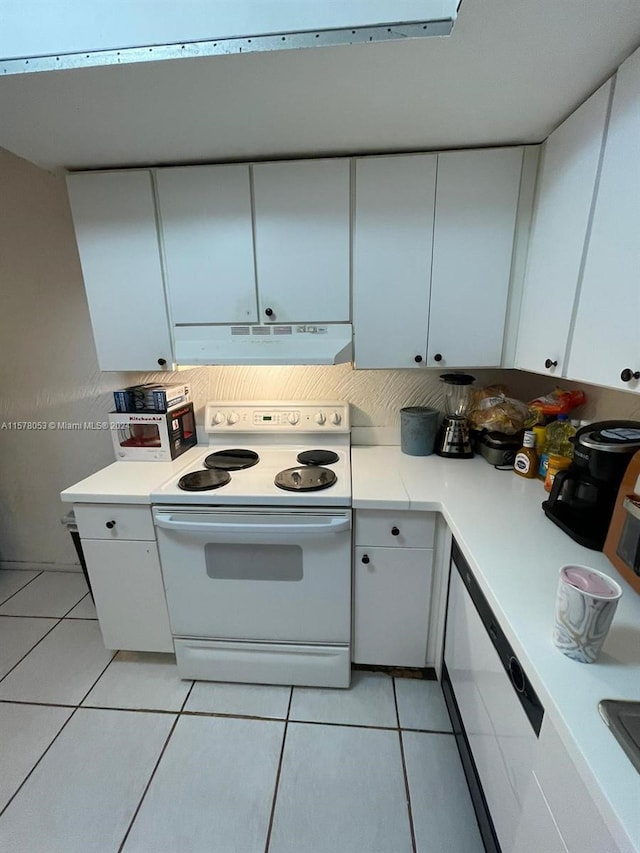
[1,147,640,569]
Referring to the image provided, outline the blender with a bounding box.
[435,373,476,458]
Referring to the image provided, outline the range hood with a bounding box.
[174,323,353,366]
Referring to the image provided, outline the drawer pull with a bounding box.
[391,526,400,536]
[361,554,370,564]
[620,368,640,382]
[544,358,558,369]
[105,520,117,529]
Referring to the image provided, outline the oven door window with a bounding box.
[205,543,303,582]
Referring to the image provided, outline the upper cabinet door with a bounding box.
[353,154,437,368]
[516,81,612,378]
[428,148,523,368]
[567,48,640,391]
[66,170,172,372]
[252,159,350,324]
[155,165,258,325]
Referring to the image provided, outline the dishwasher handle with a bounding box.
[153,513,351,536]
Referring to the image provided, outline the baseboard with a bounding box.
[0,561,81,573]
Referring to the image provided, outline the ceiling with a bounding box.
[1,0,640,172]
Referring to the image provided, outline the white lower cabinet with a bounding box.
[512,773,568,853]
[75,503,173,654]
[518,717,621,853]
[81,539,173,653]
[353,510,434,667]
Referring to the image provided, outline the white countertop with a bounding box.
[352,446,640,853]
[60,446,205,504]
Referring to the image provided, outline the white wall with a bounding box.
[1,147,639,571]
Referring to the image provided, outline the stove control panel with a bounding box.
[204,402,350,432]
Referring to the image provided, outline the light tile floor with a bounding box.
[0,570,484,853]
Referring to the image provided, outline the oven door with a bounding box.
[153,507,352,643]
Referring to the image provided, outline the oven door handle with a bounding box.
[153,513,351,536]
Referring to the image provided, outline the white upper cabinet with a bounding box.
[353,154,437,368]
[567,48,640,391]
[252,159,351,324]
[428,148,524,368]
[516,81,612,378]
[66,170,172,372]
[155,165,257,325]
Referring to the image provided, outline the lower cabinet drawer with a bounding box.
[74,503,155,541]
[81,539,173,653]
[353,546,433,667]
[355,509,436,549]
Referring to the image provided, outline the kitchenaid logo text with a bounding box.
[1,422,122,431]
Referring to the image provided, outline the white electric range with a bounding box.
[151,401,351,506]
[150,401,353,688]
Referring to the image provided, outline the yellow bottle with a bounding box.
[514,431,538,479]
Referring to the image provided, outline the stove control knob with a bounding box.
[315,412,326,425]
[213,411,226,425]
[288,412,300,425]
[227,412,239,425]
[330,411,342,425]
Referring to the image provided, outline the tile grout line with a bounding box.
[0,613,72,621]
[263,686,293,853]
[76,649,119,707]
[0,571,44,608]
[60,591,93,619]
[0,616,64,686]
[0,706,79,820]
[117,680,196,853]
[393,678,418,853]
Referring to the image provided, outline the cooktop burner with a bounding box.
[204,449,260,471]
[297,449,339,466]
[178,469,232,492]
[274,466,337,492]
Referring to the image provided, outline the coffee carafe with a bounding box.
[435,373,476,458]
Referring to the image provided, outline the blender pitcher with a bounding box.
[436,373,476,458]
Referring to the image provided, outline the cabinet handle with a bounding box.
[544,358,558,369]
[433,353,443,363]
[105,520,116,529]
[391,526,400,536]
[157,358,167,367]
[620,368,640,382]
[361,554,370,564]
[265,307,274,318]
[414,355,423,363]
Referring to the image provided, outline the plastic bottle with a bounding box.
[514,431,538,479]
[544,454,572,492]
[544,413,576,460]
[533,425,547,480]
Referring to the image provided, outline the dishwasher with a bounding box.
[442,539,544,853]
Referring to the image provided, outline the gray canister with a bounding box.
[400,407,441,456]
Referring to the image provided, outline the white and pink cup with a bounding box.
[552,565,622,663]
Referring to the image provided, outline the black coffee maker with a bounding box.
[543,420,640,550]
